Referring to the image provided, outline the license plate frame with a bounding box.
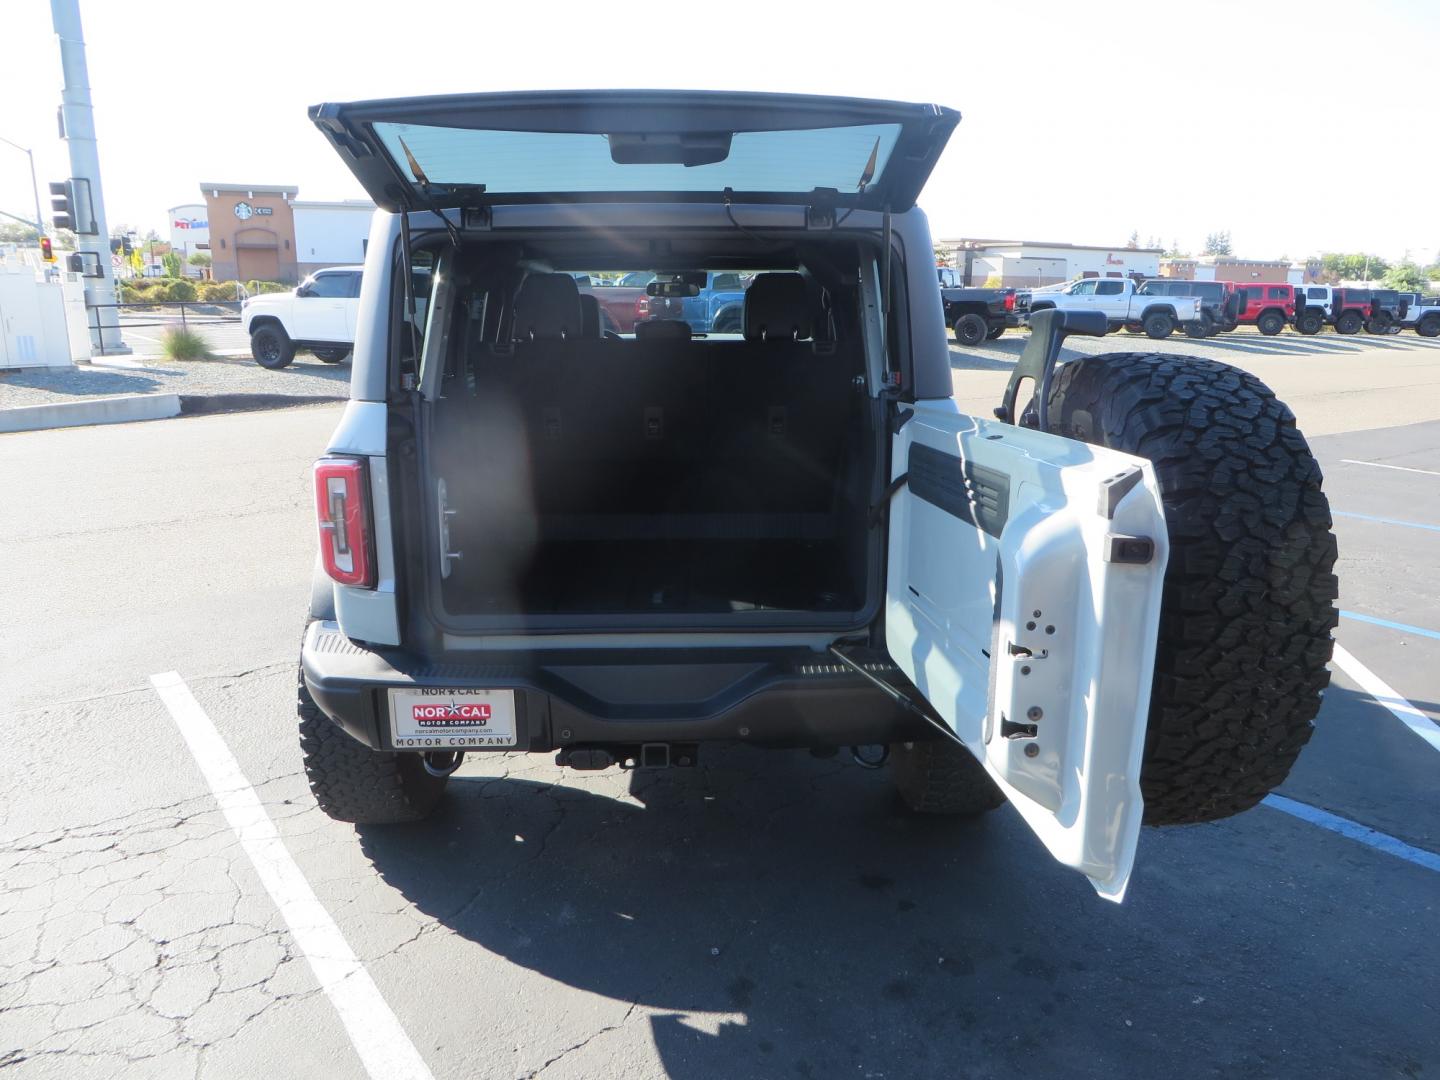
[387,687,518,750]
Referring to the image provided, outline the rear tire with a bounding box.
[298,671,448,824]
[1184,314,1213,339]
[251,324,295,369]
[1046,352,1338,826]
[1257,311,1285,336]
[953,313,988,347]
[890,738,1006,817]
[312,347,349,364]
[1143,311,1175,339]
[1364,317,1391,335]
[1297,312,1323,335]
[1335,311,1363,334]
[985,325,1005,341]
[1417,314,1440,338]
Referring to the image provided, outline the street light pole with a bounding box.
[0,134,45,235]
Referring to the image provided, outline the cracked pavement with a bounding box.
[3,387,1440,1078]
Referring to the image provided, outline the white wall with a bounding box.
[167,203,210,256]
[294,203,375,268]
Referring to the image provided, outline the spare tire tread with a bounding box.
[1046,352,1338,826]
[891,738,1007,816]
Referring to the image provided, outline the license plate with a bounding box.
[387,688,517,749]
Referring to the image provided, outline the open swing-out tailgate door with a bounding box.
[308,90,957,213]
[886,404,1169,901]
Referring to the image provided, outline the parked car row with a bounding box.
[938,268,1440,346]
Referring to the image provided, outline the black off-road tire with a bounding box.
[1184,314,1214,339]
[953,313,988,347]
[312,347,349,364]
[890,737,1007,817]
[1364,317,1391,335]
[1257,311,1285,336]
[1143,311,1175,339]
[1046,352,1338,826]
[1416,314,1440,338]
[985,325,1006,341]
[1297,312,1324,335]
[1335,311,1363,335]
[298,672,448,824]
[251,324,296,369]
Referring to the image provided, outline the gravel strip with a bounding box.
[0,353,349,409]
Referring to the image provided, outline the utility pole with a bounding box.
[51,0,128,354]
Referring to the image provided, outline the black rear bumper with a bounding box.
[300,622,924,753]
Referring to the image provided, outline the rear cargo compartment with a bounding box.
[421,265,879,629]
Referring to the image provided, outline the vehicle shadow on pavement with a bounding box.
[353,717,1437,1080]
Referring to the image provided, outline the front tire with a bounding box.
[1143,311,1175,339]
[251,324,295,369]
[890,738,1006,816]
[1364,316,1392,335]
[299,673,448,824]
[1046,352,1338,826]
[1297,312,1324,335]
[953,313,988,347]
[1257,311,1285,336]
[1335,311,1363,335]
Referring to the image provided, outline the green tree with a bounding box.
[1321,253,1389,283]
[162,251,181,277]
[188,251,211,268]
[1126,230,1139,249]
[0,222,40,243]
[1384,261,1427,292]
[1202,230,1233,256]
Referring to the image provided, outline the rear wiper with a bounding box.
[396,136,464,248]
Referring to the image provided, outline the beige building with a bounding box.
[939,238,1162,288]
[200,183,299,283]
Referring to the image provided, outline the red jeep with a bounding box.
[1231,283,1296,335]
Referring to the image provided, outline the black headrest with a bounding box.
[743,273,811,340]
[514,273,583,340]
[634,319,692,341]
[578,293,602,337]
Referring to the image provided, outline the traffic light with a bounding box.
[50,181,74,232]
[122,235,132,256]
[40,236,55,262]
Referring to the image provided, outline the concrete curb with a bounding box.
[0,393,182,434]
[0,392,345,434]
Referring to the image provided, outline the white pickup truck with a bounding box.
[243,265,364,369]
[1027,277,1203,339]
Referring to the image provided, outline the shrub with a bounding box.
[195,280,239,303]
[245,279,290,296]
[168,279,197,302]
[161,327,212,361]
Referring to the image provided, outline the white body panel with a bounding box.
[886,400,1169,900]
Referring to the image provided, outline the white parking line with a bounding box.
[1330,645,1440,753]
[149,672,435,1080]
[1339,458,1440,477]
[1263,795,1440,873]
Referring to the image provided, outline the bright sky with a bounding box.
[2,0,1436,263]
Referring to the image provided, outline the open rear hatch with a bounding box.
[308,90,958,213]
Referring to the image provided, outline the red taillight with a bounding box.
[1003,292,1016,312]
[314,457,373,588]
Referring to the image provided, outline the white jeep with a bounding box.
[242,265,364,368]
[295,90,1337,901]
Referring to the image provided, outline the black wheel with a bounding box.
[953,313,988,347]
[711,307,742,334]
[890,737,1006,816]
[298,670,448,824]
[312,347,349,364]
[1335,311,1363,335]
[1416,315,1440,338]
[985,325,1005,340]
[1143,311,1175,339]
[1046,352,1338,826]
[1184,314,1214,339]
[1257,311,1285,336]
[1297,312,1323,335]
[250,324,295,369]
[1363,317,1391,335]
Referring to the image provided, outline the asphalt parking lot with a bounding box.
[2,331,1438,1079]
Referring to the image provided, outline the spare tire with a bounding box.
[1046,352,1338,826]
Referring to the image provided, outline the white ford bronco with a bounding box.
[243,265,365,368]
[297,91,1337,900]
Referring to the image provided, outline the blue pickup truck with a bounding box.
[680,271,749,333]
